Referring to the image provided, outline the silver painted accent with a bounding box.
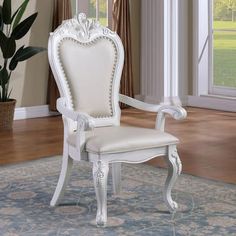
[163,145,182,212]
[93,161,109,227]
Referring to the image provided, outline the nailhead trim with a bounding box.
[56,36,118,118]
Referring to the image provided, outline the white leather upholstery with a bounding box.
[59,37,117,117]
[67,126,179,154]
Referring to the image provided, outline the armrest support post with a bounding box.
[57,97,95,152]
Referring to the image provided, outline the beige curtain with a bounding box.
[47,0,72,111]
[113,0,134,104]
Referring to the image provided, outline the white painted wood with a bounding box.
[163,145,182,212]
[119,94,187,132]
[178,0,189,105]
[188,95,236,112]
[48,13,186,226]
[163,0,180,104]
[192,0,210,96]
[88,147,168,164]
[93,160,109,227]
[14,105,58,120]
[192,0,236,108]
[75,0,79,15]
[50,151,73,207]
[208,1,236,97]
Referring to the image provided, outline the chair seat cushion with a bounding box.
[67,126,179,155]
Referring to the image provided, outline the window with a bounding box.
[71,0,113,28]
[193,0,236,98]
[191,0,236,112]
[209,0,236,96]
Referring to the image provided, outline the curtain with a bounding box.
[112,0,134,105]
[47,0,72,111]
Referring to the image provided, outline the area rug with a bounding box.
[0,156,235,236]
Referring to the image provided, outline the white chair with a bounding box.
[48,13,187,227]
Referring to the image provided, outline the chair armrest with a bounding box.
[158,105,187,120]
[57,97,95,131]
[156,105,187,131]
[119,94,161,112]
[119,94,187,131]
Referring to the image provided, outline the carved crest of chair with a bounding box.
[48,13,187,227]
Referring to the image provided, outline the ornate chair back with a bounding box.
[48,13,124,129]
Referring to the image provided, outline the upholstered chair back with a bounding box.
[48,14,124,128]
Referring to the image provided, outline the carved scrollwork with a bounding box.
[158,105,187,121]
[76,13,99,40]
[92,160,109,226]
[163,146,182,212]
[93,161,107,187]
[171,147,182,175]
[52,13,113,41]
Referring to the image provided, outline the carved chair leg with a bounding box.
[112,163,122,195]
[163,145,182,212]
[50,149,73,207]
[93,160,109,227]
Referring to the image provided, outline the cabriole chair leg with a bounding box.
[93,160,109,227]
[163,145,182,212]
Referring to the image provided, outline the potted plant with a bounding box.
[0,0,45,130]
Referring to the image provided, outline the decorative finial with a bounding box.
[76,13,98,40]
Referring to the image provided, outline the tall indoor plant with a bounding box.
[0,0,45,130]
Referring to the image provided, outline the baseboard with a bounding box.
[187,95,236,112]
[14,105,59,120]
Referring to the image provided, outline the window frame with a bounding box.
[193,0,236,98]
[74,0,113,28]
[208,0,236,97]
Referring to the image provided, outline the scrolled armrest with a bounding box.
[156,105,187,131]
[119,94,187,120]
[158,105,187,120]
[56,97,95,131]
[119,94,187,131]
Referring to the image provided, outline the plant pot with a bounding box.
[0,99,16,130]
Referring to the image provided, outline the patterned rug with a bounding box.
[0,156,235,236]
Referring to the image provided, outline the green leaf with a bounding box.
[13,46,46,62]
[0,6,3,31]
[2,0,11,24]
[12,0,30,29]
[5,37,16,58]
[10,6,20,24]
[0,32,16,59]
[0,30,8,48]
[11,12,38,40]
[0,67,10,86]
[9,45,25,70]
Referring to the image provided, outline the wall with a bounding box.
[10,0,139,107]
[3,0,53,108]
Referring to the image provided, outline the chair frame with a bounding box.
[48,13,187,227]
